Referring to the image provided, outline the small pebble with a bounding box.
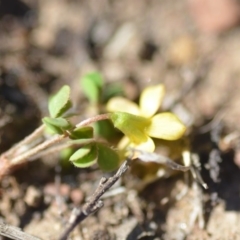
[44,183,71,198]
[24,186,42,207]
[168,35,197,66]
[70,188,84,205]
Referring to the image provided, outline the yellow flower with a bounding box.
[107,84,186,152]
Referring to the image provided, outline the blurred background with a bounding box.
[1,0,240,239]
[2,0,240,136]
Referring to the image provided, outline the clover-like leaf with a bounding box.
[49,85,71,118]
[110,112,151,144]
[69,126,93,140]
[42,117,72,129]
[97,143,120,171]
[42,120,63,134]
[42,117,72,134]
[106,97,140,115]
[140,84,165,118]
[60,148,74,170]
[60,147,74,161]
[80,72,103,103]
[58,100,72,117]
[94,120,117,140]
[69,143,97,168]
[147,112,186,140]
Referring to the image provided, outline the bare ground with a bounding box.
[1,0,240,239]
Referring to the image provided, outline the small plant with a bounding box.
[54,84,185,170]
[0,73,191,240]
[0,73,187,176]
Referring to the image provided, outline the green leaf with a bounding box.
[70,143,97,168]
[60,148,75,170]
[69,126,94,139]
[80,72,103,103]
[60,147,74,160]
[110,112,151,144]
[67,139,95,145]
[94,120,117,140]
[42,117,72,134]
[59,100,72,117]
[42,117,72,129]
[97,143,120,172]
[49,85,71,118]
[42,118,63,134]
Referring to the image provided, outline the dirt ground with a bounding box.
[1,0,240,239]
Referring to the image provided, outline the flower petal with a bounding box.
[118,135,131,150]
[147,112,186,140]
[118,136,155,153]
[140,84,165,118]
[129,137,155,152]
[106,97,140,115]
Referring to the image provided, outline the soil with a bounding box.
[1,0,240,239]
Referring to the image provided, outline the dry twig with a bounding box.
[58,158,131,240]
[0,220,41,240]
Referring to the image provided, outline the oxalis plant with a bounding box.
[0,73,190,240]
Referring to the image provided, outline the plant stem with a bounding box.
[0,113,111,177]
[28,139,95,161]
[11,134,66,165]
[76,113,110,128]
[7,114,110,164]
[4,125,45,158]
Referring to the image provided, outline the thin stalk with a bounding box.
[11,134,66,165]
[28,139,96,161]
[1,113,111,175]
[4,125,45,158]
[76,113,110,128]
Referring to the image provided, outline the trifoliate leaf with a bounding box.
[49,85,71,118]
[106,97,140,115]
[42,117,72,134]
[80,72,103,103]
[97,143,119,171]
[43,123,63,134]
[69,126,94,139]
[147,112,186,140]
[59,100,72,117]
[70,143,97,168]
[42,117,72,130]
[110,112,151,144]
[94,120,117,140]
[140,84,165,118]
